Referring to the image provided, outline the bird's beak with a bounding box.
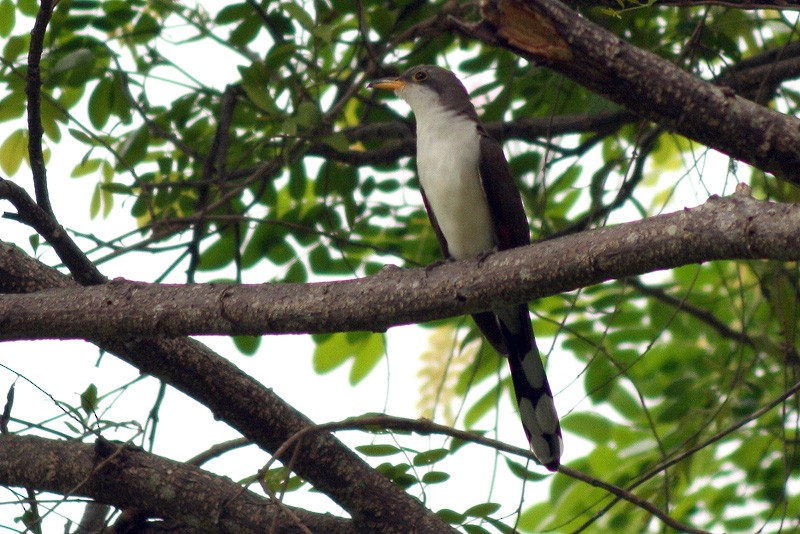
[369,77,405,91]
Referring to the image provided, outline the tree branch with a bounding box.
[0,178,106,285]
[455,0,800,181]
[263,414,707,533]
[1,191,798,340]
[0,242,455,534]
[25,0,55,215]
[571,0,800,9]
[315,110,637,165]
[715,41,800,103]
[0,434,354,534]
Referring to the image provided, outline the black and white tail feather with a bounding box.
[496,306,562,470]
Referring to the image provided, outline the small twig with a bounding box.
[25,0,56,215]
[258,479,313,534]
[574,377,800,532]
[187,85,239,282]
[262,414,706,533]
[561,465,711,534]
[73,502,110,534]
[0,383,14,435]
[145,382,166,452]
[186,437,251,467]
[0,178,106,285]
[548,125,661,238]
[24,488,42,534]
[625,277,754,346]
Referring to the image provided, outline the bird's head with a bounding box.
[369,65,477,121]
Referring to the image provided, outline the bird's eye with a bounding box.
[413,71,428,82]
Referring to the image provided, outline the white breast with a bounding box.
[398,85,495,259]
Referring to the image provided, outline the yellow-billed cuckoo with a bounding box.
[370,65,562,470]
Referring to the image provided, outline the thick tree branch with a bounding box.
[0,434,354,533]
[1,191,798,340]
[0,242,455,534]
[455,0,800,181]
[571,0,799,9]
[715,41,800,103]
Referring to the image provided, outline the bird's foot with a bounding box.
[476,247,498,265]
[425,257,454,275]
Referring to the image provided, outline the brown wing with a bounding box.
[420,186,450,258]
[477,134,530,250]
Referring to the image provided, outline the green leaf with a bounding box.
[229,15,261,47]
[110,72,132,123]
[233,335,261,356]
[101,182,114,218]
[412,448,448,466]
[100,182,133,195]
[584,356,616,402]
[0,129,28,175]
[281,1,315,31]
[312,332,385,385]
[71,158,102,178]
[215,3,250,24]
[463,383,500,428]
[505,458,548,482]
[561,411,613,443]
[464,502,501,518]
[89,183,101,219]
[88,77,112,129]
[463,525,492,534]
[348,333,384,385]
[69,128,95,145]
[283,261,306,282]
[239,64,279,114]
[421,471,450,484]
[0,0,14,38]
[355,444,400,457]
[312,332,351,374]
[198,232,236,271]
[50,48,96,85]
[295,101,320,129]
[80,384,98,414]
[130,13,160,43]
[17,0,36,16]
[3,35,28,62]
[322,132,350,152]
[117,126,149,169]
[265,42,297,70]
[436,509,465,524]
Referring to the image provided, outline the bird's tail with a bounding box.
[497,305,562,471]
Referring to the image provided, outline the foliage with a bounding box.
[1,0,799,532]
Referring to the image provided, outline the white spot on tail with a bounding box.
[519,397,556,465]
[521,350,545,389]
[536,395,559,434]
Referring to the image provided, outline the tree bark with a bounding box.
[0,434,353,533]
[0,247,456,534]
[457,0,800,181]
[1,192,798,340]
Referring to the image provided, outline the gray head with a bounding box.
[370,65,479,122]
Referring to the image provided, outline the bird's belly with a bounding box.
[417,135,494,260]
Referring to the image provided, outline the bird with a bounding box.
[370,65,562,470]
